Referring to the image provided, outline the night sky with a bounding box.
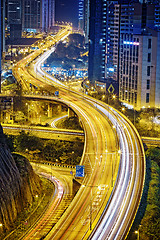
[55,0,79,27]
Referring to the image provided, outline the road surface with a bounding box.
[12,26,145,240]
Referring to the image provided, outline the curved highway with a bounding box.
[21,164,74,240]
[12,26,145,240]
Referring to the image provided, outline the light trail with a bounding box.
[13,26,145,240]
[2,124,84,136]
[51,115,68,128]
[86,104,145,240]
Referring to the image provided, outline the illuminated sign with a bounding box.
[108,84,115,94]
[76,165,85,177]
[55,91,59,96]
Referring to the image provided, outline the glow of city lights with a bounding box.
[109,67,114,72]
[123,41,139,46]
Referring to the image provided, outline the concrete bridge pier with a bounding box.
[57,104,62,114]
[48,103,52,118]
[68,108,75,118]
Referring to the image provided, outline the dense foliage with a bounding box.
[56,116,83,130]
[46,33,86,69]
[127,147,160,240]
[5,131,83,166]
[146,147,160,167]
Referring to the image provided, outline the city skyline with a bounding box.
[0,1,160,239]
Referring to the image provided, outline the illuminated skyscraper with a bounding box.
[83,0,89,43]
[105,1,120,82]
[42,0,55,32]
[88,0,107,83]
[22,0,41,32]
[1,0,6,54]
[88,0,160,108]
[7,0,21,24]
[22,0,55,32]
[119,2,160,109]
[6,0,22,39]
[78,0,84,31]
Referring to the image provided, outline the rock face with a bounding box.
[0,125,42,231]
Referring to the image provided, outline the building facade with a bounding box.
[119,30,160,110]
[22,0,55,33]
[119,2,160,109]
[41,0,55,32]
[88,0,160,109]
[78,0,84,31]
[22,0,41,32]
[7,0,21,24]
[83,0,89,43]
[105,1,120,82]
[88,0,107,83]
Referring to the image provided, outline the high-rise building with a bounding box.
[105,1,120,82]
[6,0,22,39]
[0,0,3,92]
[84,0,89,43]
[119,2,160,109]
[105,0,141,84]
[78,0,84,31]
[22,0,41,32]
[88,0,160,108]
[154,4,160,30]
[22,0,55,33]
[42,0,55,32]
[88,0,107,84]
[1,0,6,54]
[5,0,55,36]
[7,0,21,24]
[88,0,128,90]
[119,29,160,109]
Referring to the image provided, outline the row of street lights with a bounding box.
[82,148,122,230]
[81,184,102,230]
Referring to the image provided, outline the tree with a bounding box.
[14,131,42,152]
[146,147,160,166]
[55,42,66,58]
[59,152,69,164]
[42,140,64,162]
[68,33,85,47]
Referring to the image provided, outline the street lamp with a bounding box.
[82,184,101,230]
[135,230,139,240]
[122,107,125,112]
[102,95,105,101]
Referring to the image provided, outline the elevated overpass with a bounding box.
[2,124,84,141]
[11,26,145,240]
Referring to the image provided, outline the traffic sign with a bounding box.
[76,165,85,177]
[108,84,115,94]
[55,90,59,96]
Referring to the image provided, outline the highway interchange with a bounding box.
[11,26,146,240]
